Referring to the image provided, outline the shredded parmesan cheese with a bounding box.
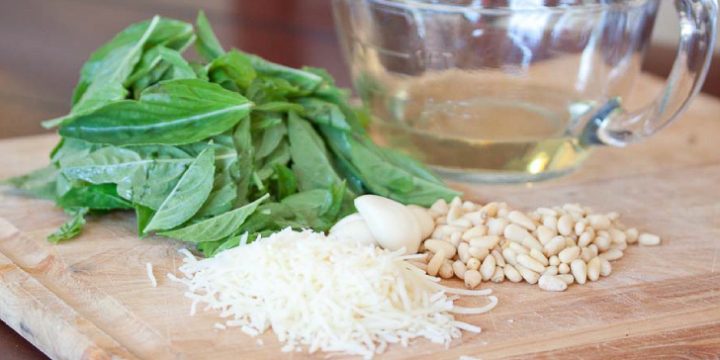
[146,262,157,288]
[170,228,497,358]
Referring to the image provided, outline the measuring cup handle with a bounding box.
[596,0,718,147]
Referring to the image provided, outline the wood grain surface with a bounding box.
[0,74,719,359]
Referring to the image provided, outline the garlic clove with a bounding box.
[329,213,378,246]
[355,195,422,254]
[407,205,434,239]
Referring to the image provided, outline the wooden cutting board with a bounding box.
[1,75,719,359]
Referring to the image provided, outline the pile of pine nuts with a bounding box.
[412,197,661,292]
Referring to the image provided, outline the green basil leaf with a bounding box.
[159,194,268,243]
[45,17,164,129]
[195,10,225,61]
[254,101,305,113]
[287,112,342,191]
[2,166,58,200]
[273,164,297,200]
[208,49,256,91]
[59,79,253,146]
[144,146,215,233]
[298,98,352,131]
[244,52,324,94]
[135,205,154,235]
[48,208,89,244]
[57,184,132,210]
[232,118,253,206]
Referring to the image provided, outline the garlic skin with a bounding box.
[354,195,422,254]
[329,213,377,246]
[407,205,434,240]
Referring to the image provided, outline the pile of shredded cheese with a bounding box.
[169,228,497,359]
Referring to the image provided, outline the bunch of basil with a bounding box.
[3,13,459,256]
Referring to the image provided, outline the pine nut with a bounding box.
[607,211,619,221]
[625,228,639,244]
[587,257,601,281]
[504,264,523,283]
[508,211,536,230]
[609,228,627,245]
[639,233,661,246]
[429,199,449,216]
[452,260,467,280]
[462,225,487,240]
[558,262,571,274]
[536,225,556,245]
[557,215,574,236]
[544,236,567,257]
[557,274,575,285]
[502,248,518,265]
[497,208,509,218]
[574,220,587,236]
[549,255,560,266]
[529,212,541,222]
[565,236,577,247]
[558,246,580,263]
[491,267,505,283]
[538,274,567,292]
[578,229,594,247]
[463,211,486,226]
[543,266,558,276]
[509,242,530,255]
[423,240,456,259]
[563,203,584,214]
[481,202,499,217]
[448,232,461,247]
[515,264,540,284]
[431,225,463,240]
[451,218,473,229]
[543,215,558,232]
[466,257,481,271]
[521,235,544,252]
[450,196,462,209]
[504,224,531,243]
[599,258,612,276]
[570,259,588,284]
[492,249,506,267]
[594,235,611,252]
[464,270,482,289]
[487,218,508,236]
[447,205,462,224]
[589,214,611,230]
[580,247,594,263]
[462,201,476,211]
[530,248,549,266]
[427,250,446,276]
[480,255,496,280]
[458,242,471,263]
[599,249,624,261]
[537,207,558,217]
[517,253,546,273]
[470,235,500,249]
[439,261,454,279]
[588,244,599,254]
[612,242,627,250]
[469,246,489,260]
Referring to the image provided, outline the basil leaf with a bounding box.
[48,208,88,243]
[287,112,342,192]
[2,166,58,200]
[273,164,297,200]
[45,17,164,128]
[244,52,324,94]
[232,118,253,206]
[159,194,268,243]
[59,79,253,146]
[195,10,225,61]
[135,205,154,235]
[57,184,132,210]
[144,146,215,233]
[298,98,352,131]
[208,49,256,91]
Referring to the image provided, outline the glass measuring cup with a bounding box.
[333,0,717,183]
